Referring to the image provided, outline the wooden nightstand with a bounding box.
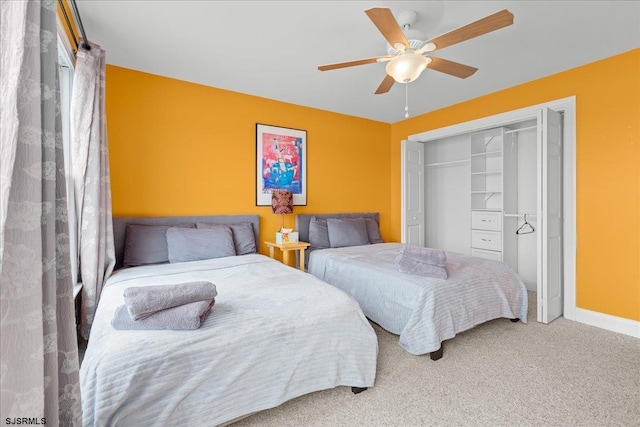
[264,241,311,271]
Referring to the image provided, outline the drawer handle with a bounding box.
[481,238,490,242]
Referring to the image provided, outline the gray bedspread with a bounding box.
[309,243,528,355]
[80,254,377,426]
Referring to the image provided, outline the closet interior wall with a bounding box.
[424,133,470,255]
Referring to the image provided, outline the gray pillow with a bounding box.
[166,226,236,263]
[309,216,330,249]
[364,217,383,244]
[327,218,369,248]
[123,223,195,267]
[196,222,256,255]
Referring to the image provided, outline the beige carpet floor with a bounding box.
[234,293,640,427]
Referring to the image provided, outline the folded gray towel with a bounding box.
[396,255,448,279]
[112,299,215,330]
[400,245,447,267]
[124,281,218,320]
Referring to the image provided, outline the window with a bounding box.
[57,21,79,291]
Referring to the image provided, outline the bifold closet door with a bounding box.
[537,108,563,323]
[401,140,425,246]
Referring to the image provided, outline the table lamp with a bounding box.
[271,190,296,243]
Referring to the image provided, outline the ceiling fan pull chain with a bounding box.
[405,82,410,118]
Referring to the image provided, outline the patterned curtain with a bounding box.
[0,0,82,424]
[70,41,115,339]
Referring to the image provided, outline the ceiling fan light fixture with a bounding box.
[385,52,431,83]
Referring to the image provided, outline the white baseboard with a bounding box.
[575,308,640,338]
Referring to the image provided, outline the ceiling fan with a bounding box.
[318,8,514,95]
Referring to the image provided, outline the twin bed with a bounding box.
[80,213,527,425]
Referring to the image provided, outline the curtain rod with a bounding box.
[57,0,78,50]
[59,0,91,51]
[69,0,91,50]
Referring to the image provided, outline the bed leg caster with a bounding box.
[510,318,520,323]
[430,347,443,361]
[351,387,367,394]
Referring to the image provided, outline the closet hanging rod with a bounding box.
[504,213,538,218]
[425,159,470,167]
[59,0,91,51]
[504,125,537,134]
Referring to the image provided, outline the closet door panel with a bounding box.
[537,107,563,324]
[402,141,425,246]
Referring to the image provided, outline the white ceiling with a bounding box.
[76,1,640,123]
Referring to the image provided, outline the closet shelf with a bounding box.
[471,151,502,158]
[471,171,501,175]
[504,125,537,134]
[425,159,470,167]
[471,190,502,194]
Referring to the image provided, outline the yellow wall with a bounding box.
[390,48,640,321]
[107,49,639,322]
[106,66,392,260]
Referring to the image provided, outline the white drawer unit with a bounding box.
[471,248,502,261]
[471,210,502,231]
[471,230,502,251]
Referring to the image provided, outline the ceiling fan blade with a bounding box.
[318,57,385,71]
[375,74,395,94]
[426,9,513,51]
[365,8,409,49]
[428,57,478,78]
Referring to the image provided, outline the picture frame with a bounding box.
[256,123,307,206]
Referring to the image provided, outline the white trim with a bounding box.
[56,15,75,66]
[408,96,577,322]
[400,140,407,244]
[575,308,640,338]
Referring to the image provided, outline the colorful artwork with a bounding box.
[256,124,307,206]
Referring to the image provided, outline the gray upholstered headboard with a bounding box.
[113,215,260,270]
[295,212,379,268]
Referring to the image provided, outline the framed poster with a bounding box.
[256,124,307,206]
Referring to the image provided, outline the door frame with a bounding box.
[404,96,576,321]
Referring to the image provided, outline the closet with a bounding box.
[401,98,575,324]
[422,121,538,291]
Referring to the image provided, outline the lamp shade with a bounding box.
[385,53,431,83]
[271,190,293,214]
